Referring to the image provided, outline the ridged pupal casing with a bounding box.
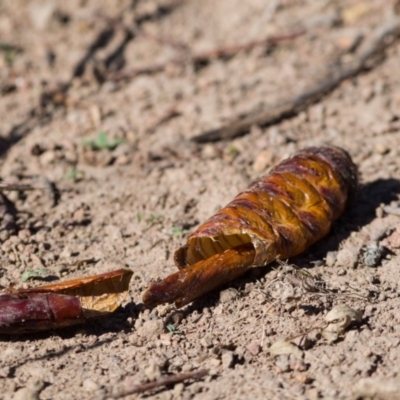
[174,146,357,268]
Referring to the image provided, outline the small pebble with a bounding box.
[325,251,338,267]
[246,342,261,356]
[384,230,400,248]
[82,379,100,392]
[361,242,384,267]
[253,149,274,173]
[172,356,185,368]
[13,379,45,400]
[295,373,312,384]
[0,367,10,378]
[275,355,290,373]
[336,247,359,268]
[144,362,162,381]
[219,288,239,304]
[200,335,213,348]
[221,351,235,369]
[173,383,184,397]
[208,358,221,368]
[136,319,164,338]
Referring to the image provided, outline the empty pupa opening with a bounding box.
[175,233,253,268]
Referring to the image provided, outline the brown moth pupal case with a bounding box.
[143,146,358,308]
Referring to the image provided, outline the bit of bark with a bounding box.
[0,269,133,334]
[0,183,35,191]
[143,245,255,308]
[18,268,133,312]
[0,293,84,334]
[191,17,400,143]
[113,369,209,398]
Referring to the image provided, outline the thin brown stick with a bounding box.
[113,369,209,398]
[192,30,305,64]
[0,183,35,191]
[108,30,305,82]
[191,17,400,143]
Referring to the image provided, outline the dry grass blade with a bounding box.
[284,268,330,294]
[0,183,35,191]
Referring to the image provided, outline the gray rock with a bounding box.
[13,379,45,400]
[221,351,235,369]
[361,242,384,267]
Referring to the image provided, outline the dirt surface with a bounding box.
[1,1,400,399]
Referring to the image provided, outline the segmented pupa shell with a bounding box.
[174,146,357,269]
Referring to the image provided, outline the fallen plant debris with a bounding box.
[269,339,304,360]
[268,304,363,362]
[143,146,357,307]
[108,30,305,82]
[0,268,133,334]
[82,131,125,151]
[112,369,209,398]
[275,263,369,301]
[0,182,35,191]
[321,304,362,342]
[21,268,50,282]
[191,17,400,143]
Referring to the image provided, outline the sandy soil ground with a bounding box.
[1,1,400,399]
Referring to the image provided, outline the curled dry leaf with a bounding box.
[268,339,304,360]
[322,304,362,342]
[0,268,133,334]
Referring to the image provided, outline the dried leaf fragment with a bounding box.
[322,304,362,342]
[19,268,134,313]
[269,339,304,360]
[0,268,133,334]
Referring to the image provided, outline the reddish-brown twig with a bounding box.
[192,30,306,64]
[112,369,209,397]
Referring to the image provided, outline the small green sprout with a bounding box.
[227,145,239,156]
[66,168,83,181]
[145,214,164,224]
[83,131,124,151]
[171,226,189,238]
[21,268,49,282]
[0,42,20,66]
[166,324,182,335]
